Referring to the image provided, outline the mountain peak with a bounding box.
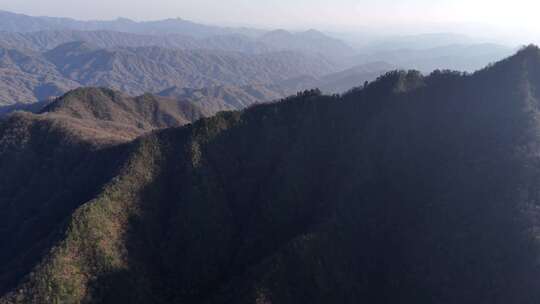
[40,87,125,115]
[514,44,540,59]
[38,87,204,138]
[475,43,540,76]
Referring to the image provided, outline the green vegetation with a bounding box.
[3,46,540,303]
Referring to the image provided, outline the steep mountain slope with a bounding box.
[0,83,204,295]
[4,47,540,304]
[0,87,203,286]
[0,111,130,298]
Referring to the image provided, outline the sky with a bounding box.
[1,0,539,41]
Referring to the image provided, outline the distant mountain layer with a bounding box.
[156,63,397,114]
[0,42,337,105]
[0,10,260,38]
[0,59,394,118]
[260,29,356,58]
[364,33,478,51]
[158,84,289,113]
[0,10,519,107]
[278,61,398,93]
[353,43,515,72]
[0,10,356,61]
[2,47,540,303]
[0,29,356,58]
[0,37,395,108]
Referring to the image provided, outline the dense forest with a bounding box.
[1,46,540,303]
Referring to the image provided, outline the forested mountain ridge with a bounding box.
[40,87,205,131]
[0,87,204,143]
[0,87,204,292]
[3,46,540,303]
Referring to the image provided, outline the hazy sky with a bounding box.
[1,0,538,39]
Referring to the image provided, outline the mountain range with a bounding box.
[0,41,338,105]
[0,10,261,38]
[0,28,357,59]
[0,39,396,109]
[1,46,540,303]
[0,10,355,59]
[353,43,515,73]
[0,30,273,53]
[0,10,371,108]
[0,10,395,108]
[0,9,522,111]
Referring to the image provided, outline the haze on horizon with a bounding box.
[0,0,538,45]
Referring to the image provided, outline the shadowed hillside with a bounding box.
[1,87,205,143]
[3,46,540,303]
[41,87,204,130]
[0,112,130,296]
